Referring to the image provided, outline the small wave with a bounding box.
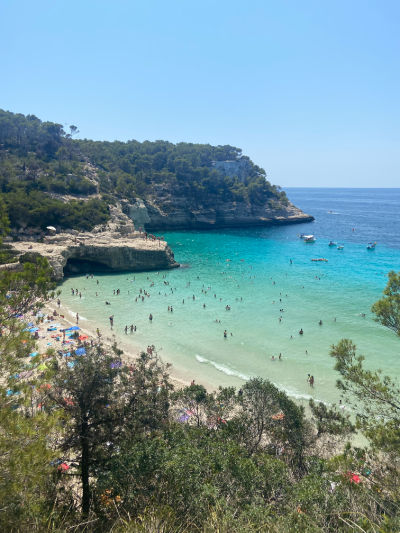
[272,382,329,405]
[195,354,249,381]
[195,356,327,402]
[67,309,87,321]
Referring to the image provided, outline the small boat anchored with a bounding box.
[337,245,344,250]
[367,242,377,250]
[328,241,337,247]
[303,235,316,243]
[311,258,328,262]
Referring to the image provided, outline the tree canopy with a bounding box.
[0,109,288,234]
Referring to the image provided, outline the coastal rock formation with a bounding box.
[124,198,313,231]
[10,225,179,281]
[1,110,314,236]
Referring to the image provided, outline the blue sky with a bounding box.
[1,0,399,187]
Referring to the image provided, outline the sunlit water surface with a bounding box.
[60,188,400,405]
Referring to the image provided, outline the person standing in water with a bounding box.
[149,313,153,321]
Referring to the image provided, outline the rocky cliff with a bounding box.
[0,110,314,236]
[9,212,179,281]
[123,197,313,231]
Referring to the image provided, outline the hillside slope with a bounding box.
[0,110,313,235]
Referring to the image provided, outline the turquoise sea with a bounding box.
[60,188,400,405]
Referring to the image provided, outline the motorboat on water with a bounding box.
[367,242,377,250]
[328,241,337,246]
[303,235,316,243]
[311,258,328,262]
[337,245,344,250]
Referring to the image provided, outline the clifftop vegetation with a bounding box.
[0,109,288,233]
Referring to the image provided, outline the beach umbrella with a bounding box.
[75,347,86,356]
[66,326,80,331]
[78,335,88,340]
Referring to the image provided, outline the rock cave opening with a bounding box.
[64,258,113,276]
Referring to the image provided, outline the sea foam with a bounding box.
[195,355,250,381]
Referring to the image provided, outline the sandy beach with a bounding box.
[31,297,195,392]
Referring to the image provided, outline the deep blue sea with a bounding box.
[60,188,400,405]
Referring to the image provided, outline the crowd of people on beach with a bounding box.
[61,261,362,397]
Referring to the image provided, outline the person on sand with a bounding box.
[76,313,79,324]
[124,325,128,334]
[57,298,60,307]
[109,315,114,328]
[310,375,315,387]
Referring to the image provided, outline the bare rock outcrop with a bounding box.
[124,197,313,231]
[11,231,179,281]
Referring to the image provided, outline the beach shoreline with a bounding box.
[41,297,198,392]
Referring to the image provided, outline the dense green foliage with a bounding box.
[0,110,109,231]
[78,138,287,207]
[0,109,287,232]
[371,270,400,336]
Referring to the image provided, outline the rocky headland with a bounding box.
[5,209,179,281]
[122,196,313,231]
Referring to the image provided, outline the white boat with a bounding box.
[303,235,316,243]
[337,245,344,250]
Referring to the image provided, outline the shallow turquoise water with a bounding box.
[60,189,400,404]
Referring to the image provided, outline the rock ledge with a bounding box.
[10,230,179,281]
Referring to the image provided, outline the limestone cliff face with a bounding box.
[11,232,179,281]
[124,198,313,231]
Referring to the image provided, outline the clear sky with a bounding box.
[1,0,399,187]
